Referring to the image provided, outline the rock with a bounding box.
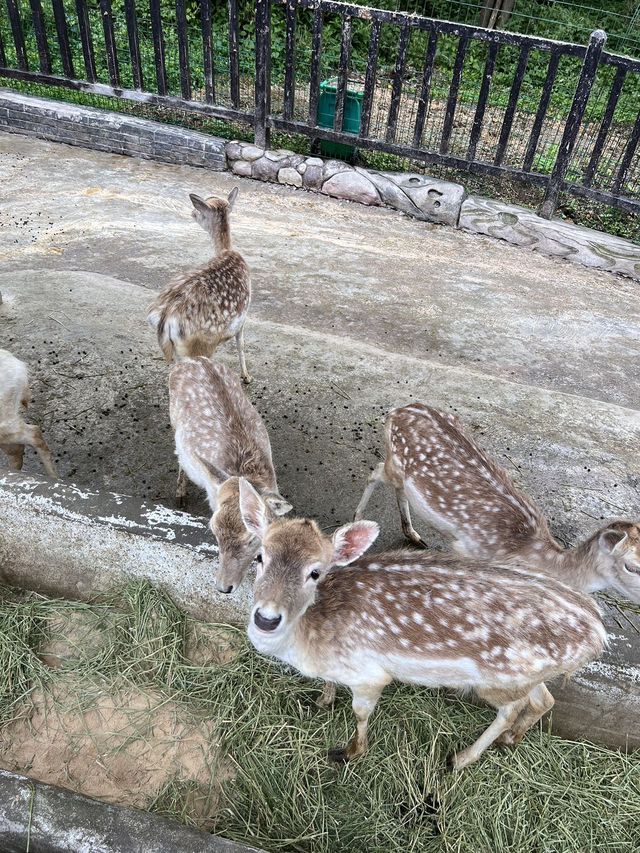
[232,159,252,177]
[251,156,281,182]
[306,157,323,167]
[364,171,466,226]
[278,167,303,187]
[297,162,307,175]
[240,144,264,161]
[290,153,305,167]
[460,196,640,280]
[322,170,381,206]
[323,159,351,180]
[265,148,294,162]
[225,141,243,161]
[303,164,324,190]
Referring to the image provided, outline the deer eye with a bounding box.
[624,562,640,575]
[308,569,320,582]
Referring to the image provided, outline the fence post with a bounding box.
[255,0,271,150]
[538,29,606,220]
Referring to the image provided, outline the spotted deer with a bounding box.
[147,187,252,383]
[355,404,640,604]
[238,478,605,770]
[169,357,291,593]
[0,349,57,478]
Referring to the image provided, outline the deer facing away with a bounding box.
[169,357,291,593]
[148,187,252,383]
[239,478,606,770]
[355,404,640,604]
[0,349,57,478]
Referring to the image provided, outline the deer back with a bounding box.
[386,404,552,558]
[169,358,277,492]
[0,349,29,428]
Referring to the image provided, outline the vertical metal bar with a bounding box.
[359,18,381,138]
[74,0,96,82]
[494,43,530,167]
[123,0,143,90]
[412,25,437,149]
[539,30,607,219]
[150,0,167,95]
[583,65,626,187]
[307,3,323,127]
[51,0,74,78]
[282,0,297,121]
[229,0,240,108]
[386,19,410,144]
[333,15,352,133]
[611,109,640,196]
[467,40,498,161]
[523,50,560,172]
[0,23,6,67]
[6,0,29,70]
[255,0,271,148]
[176,0,191,100]
[440,36,468,155]
[201,0,215,104]
[99,0,120,87]
[28,0,52,74]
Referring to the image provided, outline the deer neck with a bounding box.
[209,215,232,254]
[511,535,603,593]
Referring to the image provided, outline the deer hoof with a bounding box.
[176,495,187,510]
[241,374,253,385]
[327,746,350,764]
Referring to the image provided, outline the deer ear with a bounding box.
[239,478,270,541]
[599,528,628,554]
[227,186,239,210]
[331,521,379,567]
[189,193,210,215]
[196,455,228,487]
[264,494,293,517]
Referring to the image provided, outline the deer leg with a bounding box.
[0,442,25,471]
[316,681,337,709]
[235,326,252,385]
[176,467,188,508]
[496,683,555,746]
[354,462,385,520]
[396,488,428,548]
[24,424,58,478]
[451,695,529,770]
[328,680,389,763]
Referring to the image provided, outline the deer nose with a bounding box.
[254,609,282,632]
[217,584,234,594]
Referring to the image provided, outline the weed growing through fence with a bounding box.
[1,580,640,851]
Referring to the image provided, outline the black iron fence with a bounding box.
[1,0,639,219]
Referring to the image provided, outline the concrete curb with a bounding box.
[0,89,637,281]
[0,769,263,853]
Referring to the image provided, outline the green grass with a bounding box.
[1,581,640,852]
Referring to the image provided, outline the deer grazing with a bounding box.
[147,187,252,383]
[169,357,291,594]
[0,349,57,478]
[238,478,605,769]
[355,404,640,604]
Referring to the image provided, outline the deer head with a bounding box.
[593,521,640,603]
[238,478,379,639]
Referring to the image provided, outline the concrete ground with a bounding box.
[1,133,638,551]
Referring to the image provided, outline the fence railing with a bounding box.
[0,0,639,219]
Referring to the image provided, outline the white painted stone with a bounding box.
[278,167,303,187]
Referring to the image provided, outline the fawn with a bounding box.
[355,404,640,603]
[169,357,291,593]
[0,349,57,478]
[238,478,606,770]
[147,187,252,383]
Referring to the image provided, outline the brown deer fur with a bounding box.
[355,404,640,603]
[0,349,57,478]
[148,187,252,382]
[169,357,291,593]
[239,479,606,770]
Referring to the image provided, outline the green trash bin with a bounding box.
[317,78,364,160]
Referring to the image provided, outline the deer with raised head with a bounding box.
[238,478,605,770]
[0,349,57,478]
[148,187,252,383]
[169,357,291,593]
[355,404,640,604]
